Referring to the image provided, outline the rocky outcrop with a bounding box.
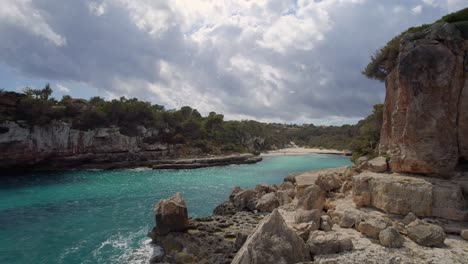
[232,209,311,264]
[153,193,189,235]
[0,121,262,170]
[353,172,468,221]
[379,22,468,176]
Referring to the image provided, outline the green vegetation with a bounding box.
[363,7,468,81]
[0,85,383,156]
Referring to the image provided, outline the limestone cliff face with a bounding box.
[380,22,468,176]
[0,121,191,169]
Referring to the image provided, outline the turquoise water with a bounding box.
[0,154,351,264]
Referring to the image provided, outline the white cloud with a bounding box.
[0,0,66,46]
[448,0,466,12]
[412,5,423,15]
[88,1,107,16]
[56,84,71,93]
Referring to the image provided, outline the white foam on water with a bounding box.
[127,167,153,172]
[91,228,163,264]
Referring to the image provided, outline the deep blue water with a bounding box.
[0,154,351,264]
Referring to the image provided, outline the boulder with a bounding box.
[461,229,468,240]
[255,184,274,196]
[279,181,295,190]
[402,212,418,226]
[295,209,321,225]
[232,210,311,264]
[407,221,446,247]
[153,193,189,235]
[229,186,244,202]
[339,210,361,229]
[379,227,404,248]
[276,190,292,206]
[365,156,388,173]
[320,215,333,232]
[293,222,317,241]
[307,230,353,256]
[352,172,467,221]
[235,231,250,250]
[295,167,348,196]
[356,217,392,239]
[233,189,257,211]
[297,185,325,211]
[256,192,280,212]
[284,173,297,184]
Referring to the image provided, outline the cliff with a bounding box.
[379,22,468,176]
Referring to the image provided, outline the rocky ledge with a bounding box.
[147,165,468,264]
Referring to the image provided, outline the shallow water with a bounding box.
[0,154,351,264]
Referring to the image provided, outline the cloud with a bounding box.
[56,84,70,93]
[0,0,66,46]
[0,0,447,125]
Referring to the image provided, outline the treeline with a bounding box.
[0,86,382,158]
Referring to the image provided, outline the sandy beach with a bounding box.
[261,147,351,156]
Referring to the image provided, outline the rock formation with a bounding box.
[153,192,189,235]
[379,22,468,176]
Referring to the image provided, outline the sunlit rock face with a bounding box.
[380,22,468,176]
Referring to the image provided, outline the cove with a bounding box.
[0,154,351,264]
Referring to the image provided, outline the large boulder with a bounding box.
[364,156,388,173]
[352,172,467,221]
[295,209,321,226]
[153,193,189,235]
[256,192,280,212]
[379,22,467,176]
[295,167,347,196]
[307,230,353,256]
[232,209,311,264]
[406,221,446,247]
[297,185,325,211]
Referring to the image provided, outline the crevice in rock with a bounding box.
[455,51,467,168]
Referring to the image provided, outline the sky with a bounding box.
[0,0,465,125]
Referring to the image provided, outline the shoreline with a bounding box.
[261,147,351,157]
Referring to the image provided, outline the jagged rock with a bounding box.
[353,172,467,221]
[232,209,311,264]
[307,230,353,256]
[407,221,446,247]
[235,231,250,250]
[461,229,468,240]
[255,184,274,196]
[279,181,295,190]
[295,167,348,196]
[295,209,321,225]
[379,22,467,175]
[402,212,418,225]
[320,215,333,232]
[284,173,297,184]
[229,186,243,201]
[355,156,369,167]
[297,185,325,211]
[153,193,189,235]
[379,227,404,248]
[357,217,392,239]
[256,192,280,212]
[213,201,237,216]
[233,189,258,211]
[365,156,388,173]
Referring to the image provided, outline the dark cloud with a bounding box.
[0,0,452,124]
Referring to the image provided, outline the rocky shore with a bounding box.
[148,164,468,264]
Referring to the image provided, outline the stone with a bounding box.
[275,190,292,206]
[295,167,348,196]
[352,172,467,221]
[284,173,297,184]
[232,209,311,264]
[233,189,257,211]
[366,156,388,173]
[279,181,295,190]
[293,222,317,241]
[461,229,468,240]
[234,231,249,250]
[407,221,446,247]
[402,212,418,226]
[339,211,361,229]
[355,156,369,167]
[153,193,189,235]
[255,192,280,212]
[297,185,325,211]
[307,230,353,256]
[357,217,392,239]
[229,186,243,202]
[379,22,466,176]
[255,184,274,195]
[320,215,333,232]
[379,227,404,248]
[295,209,321,225]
